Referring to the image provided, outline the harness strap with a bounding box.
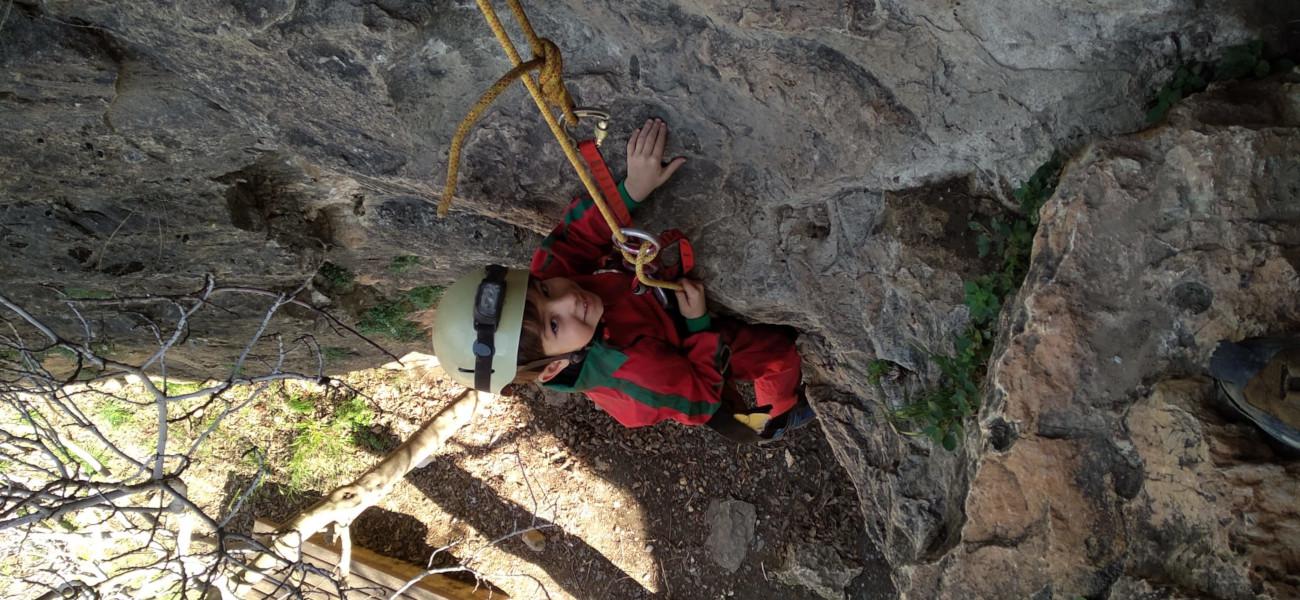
[577,139,630,225]
[473,327,495,391]
[471,264,509,392]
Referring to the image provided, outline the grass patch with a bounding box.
[64,443,112,476]
[162,380,205,397]
[388,255,422,273]
[285,392,314,414]
[284,396,376,491]
[899,156,1064,451]
[357,286,444,342]
[1147,40,1295,123]
[98,400,134,429]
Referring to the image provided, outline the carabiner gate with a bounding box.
[571,108,611,146]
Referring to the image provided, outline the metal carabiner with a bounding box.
[571,108,610,146]
[613,227,662,257]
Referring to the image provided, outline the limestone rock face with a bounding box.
[899,79,1300,598]
[2,0,1299,594]
[774,543,863,600]
[1,0,1286,357]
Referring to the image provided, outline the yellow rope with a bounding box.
[439,55,546,216]
[442,0,682,292]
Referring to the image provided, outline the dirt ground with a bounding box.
[221,357,894,600]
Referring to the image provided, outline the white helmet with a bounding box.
[430,265,531,393]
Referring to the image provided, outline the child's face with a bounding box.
[530,277,604,356]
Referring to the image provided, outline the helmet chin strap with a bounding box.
[518,349,586,375]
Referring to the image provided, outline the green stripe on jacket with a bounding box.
[545,341,719,418]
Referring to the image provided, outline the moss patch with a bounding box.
[357,286,444,342]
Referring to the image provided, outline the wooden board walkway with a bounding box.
[251,518,503,600]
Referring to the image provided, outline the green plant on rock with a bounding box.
[1146,40,1294,124]
[357,286,444,342]
[358,300,421,341]
[899,156,1065,451]
[406,285,443,309]
[1216,40,1274,81]
[388,255,421,273]
[1147,63,1207,124]
[318,262,354,289]
[964,276,1002,325]
[90,340,114,357]
[866,359,896,386]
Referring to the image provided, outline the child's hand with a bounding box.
[675,279,707,319]
[623,118,686,202]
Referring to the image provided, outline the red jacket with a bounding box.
[531,184,726,427]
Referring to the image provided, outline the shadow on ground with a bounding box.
[400,387,897,599]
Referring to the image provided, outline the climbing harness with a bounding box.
[441,0,684,292]
[576,132,695,304]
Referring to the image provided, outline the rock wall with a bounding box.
[900,78,1300,598]
[2,0,1299,593]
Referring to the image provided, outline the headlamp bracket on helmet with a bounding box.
[469,264,509,391]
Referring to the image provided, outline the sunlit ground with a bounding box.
[0,352,657,599]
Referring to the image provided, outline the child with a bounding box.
[431,119,813,442]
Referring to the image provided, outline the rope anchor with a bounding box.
[568,108,611,147]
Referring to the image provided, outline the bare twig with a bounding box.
[94,208,138,271]
[217,448,266,528]
[0,284,498,598]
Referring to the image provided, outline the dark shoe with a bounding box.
[759,397,816,444]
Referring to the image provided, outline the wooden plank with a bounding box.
[256,519,438,600]
[249,563,338,600]
[254,518,501,600]
[299,530,495,600]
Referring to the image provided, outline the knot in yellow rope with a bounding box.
[440,35,575,216]
[535,38,577,126]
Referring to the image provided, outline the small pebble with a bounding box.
[522,530,546,552]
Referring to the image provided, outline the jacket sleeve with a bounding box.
[530,182,638,279]
[587,331,728,427]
